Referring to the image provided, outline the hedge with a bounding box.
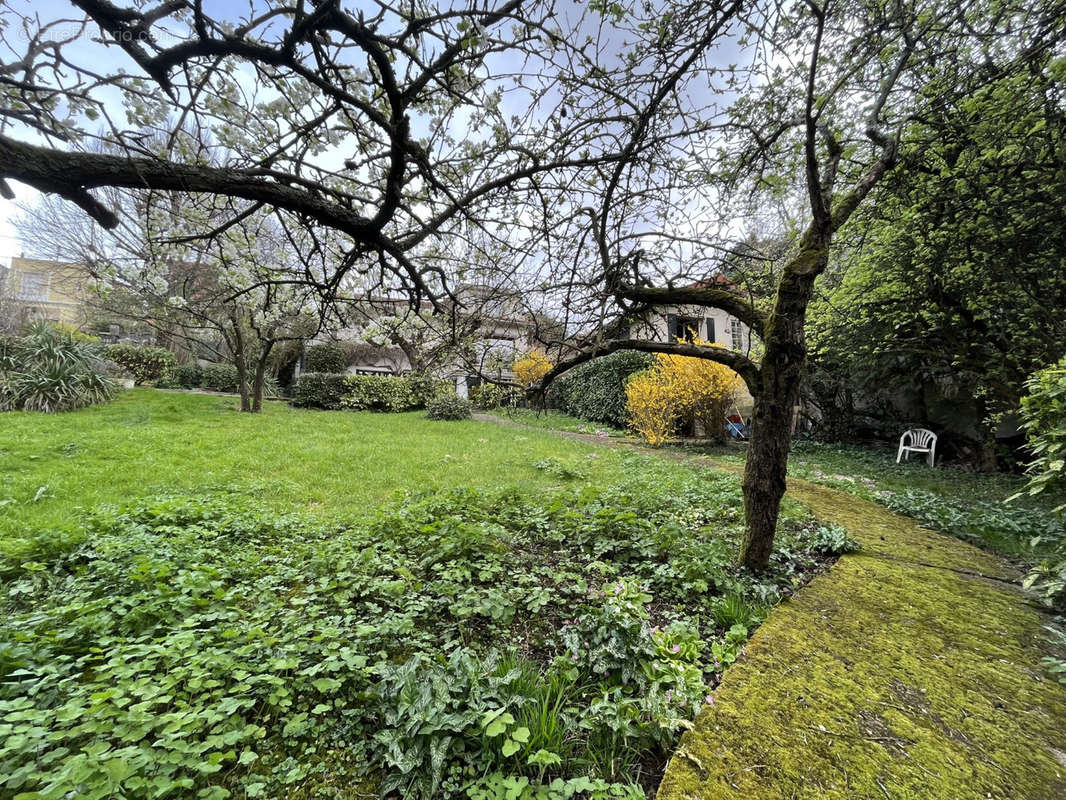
[304,342,350,374]
[104,344,176,385]
[292,372,443,411]
[292,372,350,409]
[200,363,240,393]
[547,350,654,428]
[175,363,203,389]
[469,383,520,410]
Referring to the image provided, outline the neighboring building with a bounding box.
[625,287,757,416]
[310,286,562,397]
[628,305,753,354]
[0,256,93,330]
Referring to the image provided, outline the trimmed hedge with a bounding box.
[469,383,520,410]
[201,363,240,393]
[292,372,442,411]
[105,344,176,385]
[292,372,350,409]
[175,363,203,389]
[547,350,654,428]
[305,342,350,374]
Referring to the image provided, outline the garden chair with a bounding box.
[726,409,749,440]
[896,428,937,467]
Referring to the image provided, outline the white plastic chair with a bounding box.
[897,428,937,467]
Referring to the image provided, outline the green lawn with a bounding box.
[486,407,626,436]
[0,389,634,540]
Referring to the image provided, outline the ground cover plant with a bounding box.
[674,437,1065,567]
[739,440,1066,611]
[781,441,1064,559]
[0,391,850,798]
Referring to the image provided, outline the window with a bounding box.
[671,315,703,342]
[731,318,745,351]
[19,271,45,300]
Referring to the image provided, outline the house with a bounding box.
[308,285,562,397]
[628,305,752,353]
[624,290,757,416]
[0,256,94,331]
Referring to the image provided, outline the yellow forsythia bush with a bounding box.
[513,350,553,388]
[625,368,676,446]
[625,338,744,445]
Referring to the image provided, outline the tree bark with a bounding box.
[251,341,275,413]
[739,242,825,571]
[231,314,252,413]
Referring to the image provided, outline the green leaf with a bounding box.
[481,709,514,737]
[510,726,530,743]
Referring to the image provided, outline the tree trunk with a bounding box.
[231,315,252,413]
[251,341,274,413]
[739,247,824,571]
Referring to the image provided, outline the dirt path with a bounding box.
[477,414,1066,799]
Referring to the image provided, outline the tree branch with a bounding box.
[614,284,767,335]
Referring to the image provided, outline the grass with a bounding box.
[0,389,636,542]
[486,407,626,436]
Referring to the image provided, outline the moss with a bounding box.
[657,473,1066,800]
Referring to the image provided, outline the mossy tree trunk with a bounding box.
[740,234,828,570]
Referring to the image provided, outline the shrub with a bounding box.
[470,383,506,410]
[293,372,443,411]
[654,338,744,442]
[175,363,203,389]
[514,350,553,389]
[624,340,743,445]
[200,363,240,393]
[304,342,350,374]
[624,369,675,446]
[104,343,176,385]
[0,323,115,412]
[1016,355,1066,512]
[292,371,348,408]
[426,393,472,420]
[342,373,440,412]
[548,351,654,428]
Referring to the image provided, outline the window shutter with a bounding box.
[705,317,715,343]
[666,314,678,341]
